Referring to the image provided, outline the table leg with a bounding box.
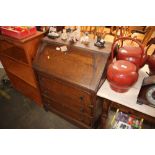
[101,99,111,128]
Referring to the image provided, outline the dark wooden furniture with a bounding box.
[101,99,155,128]
[33,37,111,128]
[0,31,44,106]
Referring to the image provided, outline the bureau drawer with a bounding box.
[38,75,92,105]
[41,87,92,115]
[43,96,94,127]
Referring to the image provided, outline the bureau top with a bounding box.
[42,36,112,54]
[33,36,112,92]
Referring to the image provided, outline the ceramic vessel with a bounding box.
[48,26,60,39]
[80,32,89,45]
[107,60,138,93]
[116,37,146,68]
[61,29,68,41]
[107,37,141,93]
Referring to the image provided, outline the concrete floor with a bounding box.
[0,87,78,129]
[0,69,78,129]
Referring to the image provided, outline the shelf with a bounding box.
[7,71,42,106]
[1,55,37,88]
[0,52,29,66]
[1,46,29,64]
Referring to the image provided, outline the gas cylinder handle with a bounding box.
[111,37,145,64]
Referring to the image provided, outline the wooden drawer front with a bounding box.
[7,72,42,106]
[41,87,92,115]
[38,75,92,106]
[43,96,93,126]
[2,46,29,64]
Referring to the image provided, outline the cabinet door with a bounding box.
[7,71,42,106]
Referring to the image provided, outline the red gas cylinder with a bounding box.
[107,37,141,93]
[116,37,146,68]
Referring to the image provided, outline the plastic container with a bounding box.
[0,26,37,39]
[111,109,144,129]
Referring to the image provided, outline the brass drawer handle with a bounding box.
[79,96,84,101]
[88,104,93,108]
[80,107,84,113]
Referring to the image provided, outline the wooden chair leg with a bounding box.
[101,99,111,128]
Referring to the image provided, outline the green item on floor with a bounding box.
[0,89,11,100]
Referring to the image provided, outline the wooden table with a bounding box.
[97,65,155,128]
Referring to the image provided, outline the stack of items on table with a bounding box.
[111,109,144,129]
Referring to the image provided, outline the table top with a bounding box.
[97,65,155,118]
[0,31,44,43]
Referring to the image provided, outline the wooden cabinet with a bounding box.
[33,37,111,128]
[0,32,44,106]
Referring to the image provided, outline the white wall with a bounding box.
[0,62,3,68]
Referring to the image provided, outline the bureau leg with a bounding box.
[43,104,49,112]
[101,99,110,129]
